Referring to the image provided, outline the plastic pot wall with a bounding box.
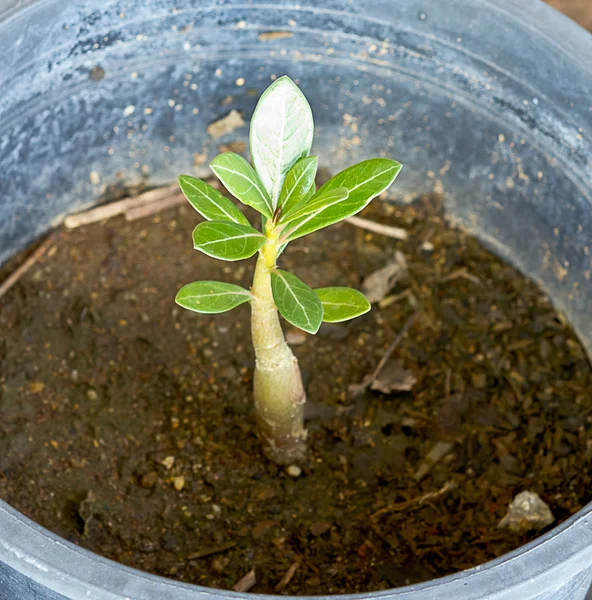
[0,0,591,598]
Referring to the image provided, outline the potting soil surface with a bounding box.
[1,190,591,594]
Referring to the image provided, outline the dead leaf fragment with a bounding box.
[258,31,294,41]
[370,359,417,394]
[219,140,247,154]
[207,110,245,139]
[29,382,45,394]
[498,491,554,532]
[362,251,408,304]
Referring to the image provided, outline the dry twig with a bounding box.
[64,184,178,229]
[233,569,256,593]
[125,193,185,221]
[371,481,457,520]
[439,267,481,285]
[0,234,55,300]
[345,215,407,240]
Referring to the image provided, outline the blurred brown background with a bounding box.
[546,0,592,30]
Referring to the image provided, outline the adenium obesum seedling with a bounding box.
[176,76,402,465]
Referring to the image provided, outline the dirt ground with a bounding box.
[546,0,592,31]
[1,189,591,594]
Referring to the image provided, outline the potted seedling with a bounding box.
[175,76,402,464]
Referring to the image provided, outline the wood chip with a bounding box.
[125,193,184,221]
[207,109,245,139]
[362,251,408,304]
[413,440,455,482]
[370,359,417,394]
[258,31,294,41]
[0,234,55,300]
[345,215,407,240]
[64,184,178,229]
[233,569,256,592]
[275,562,299,592]
[349,313,417,398]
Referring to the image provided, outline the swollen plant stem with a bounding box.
[250,241,307,465]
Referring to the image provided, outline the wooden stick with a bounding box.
[125,193,184,221]
[275,562,299,592]
[64,184,178,229]
[233,569,256,593]
[345,215,407,240]
[0,234,55,300]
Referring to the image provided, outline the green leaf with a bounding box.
[210,152,273,219]
[278,156,318,219]
[250,76,314,207]
[178,175,250,225]
[176,281,252,314]
[192,221,266,261]
[281,158,402,242]
[281,187,349,224]
[270,269,323,334]
[314,287,371,323]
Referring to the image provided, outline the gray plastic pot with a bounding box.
[1,0,591,598]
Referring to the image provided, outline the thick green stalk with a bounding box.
[250,237,307,465]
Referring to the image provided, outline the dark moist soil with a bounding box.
[1,191,591,595]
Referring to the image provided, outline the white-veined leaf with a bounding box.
[178,175,249,225]
[281,187,349,224]
[270,269,323,334]
[278,156,318,218]
[314,287,371,323]
[250,76,314,207]
[281,158,402,242]
[192,221,266,261]
[176,281,252,313]
[210,152,273,218]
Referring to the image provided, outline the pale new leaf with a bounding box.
[250,76,314,207]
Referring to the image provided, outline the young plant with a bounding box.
[176,76,402,465]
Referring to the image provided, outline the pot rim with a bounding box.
[1,499,591,599]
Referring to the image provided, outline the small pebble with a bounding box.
[174,476,185,491]
[141,472,158,488]
[498,491,554,532]
[87,389,98,400]
[161,456,175,470]
[286,329,307,346]
[286,465,302,478]
[310,521,331,536]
